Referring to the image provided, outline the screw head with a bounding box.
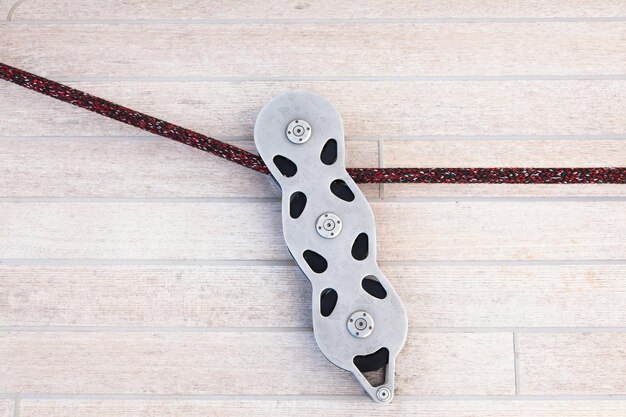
[286,119,312,144]
[347,311,374,338]
[316,212,342,239]
[376,387,391,402]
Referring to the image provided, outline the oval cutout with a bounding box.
[351,233,369,261]
[320,139,338,165]
[354,347,389,373]
[303,250,328,273]
[362,276,387,299]
[273,155,297,177]
[289,191,307,219]
[330,179,355,202]
[320,288,338,317]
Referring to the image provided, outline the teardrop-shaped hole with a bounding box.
[273,155,297,177]
[289,191,307,219]
[330,179,355,202]
[320,139,338,165]
[354,347,389,374]
[354,347,389,388]
[303,250,328,273]
[362,275,387,299]
[320,288,338,317]
[351,233,369,261]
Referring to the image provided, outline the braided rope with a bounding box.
[347,167,625,184]
[2,62,624,184]
[0,62,269,174]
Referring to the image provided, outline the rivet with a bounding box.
[316,212,342,239]
[376,387,391,402]
[347,310,374,338]
[286,119,312,144]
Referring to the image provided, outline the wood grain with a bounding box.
[375,201,624,262]
[2,264,625,328]
[3,23,625,77]
[17,399,626,417]
[1,202,624,261]
[2,80,626,137]
[0,1,14,20]
[0,139,378,198]
[0,331,514,395]
[0,401,12,417]
[518,333,626,394]
[384,140,626,168]
[10,0,626,20]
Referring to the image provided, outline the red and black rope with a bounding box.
[1,62,624,185]
[0,62,269,174]
[347,167,625,184]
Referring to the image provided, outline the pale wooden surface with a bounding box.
[0,1,625,416]
[2,264,625,327]
[15,400,626,417]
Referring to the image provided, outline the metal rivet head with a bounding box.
[347,311,374,338]
[316,212,342,239]
[376,387,391,402]
[286,119,312,144]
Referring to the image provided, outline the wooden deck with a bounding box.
[1,1,625,415]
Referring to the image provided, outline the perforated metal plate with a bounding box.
[254,91,408,403]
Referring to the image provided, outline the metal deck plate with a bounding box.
[254,91,408,403]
